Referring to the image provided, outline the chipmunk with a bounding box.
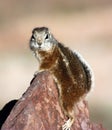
[29,27,94,130]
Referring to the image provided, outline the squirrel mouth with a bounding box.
[30,41,42,52]
[30,41,38,50]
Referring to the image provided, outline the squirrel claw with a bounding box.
[62,119,71,130]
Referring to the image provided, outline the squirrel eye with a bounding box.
[45,34,49,40]
[31,35,35,40]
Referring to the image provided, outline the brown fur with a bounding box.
[38,43,88,114]
[30,27,93,129]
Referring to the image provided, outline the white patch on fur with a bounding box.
[52,75,62,95]
[33,51,41,62]
[30,41,39,49]
[74,50,95,91]
[41,41,53,51]
[58,48,76,85]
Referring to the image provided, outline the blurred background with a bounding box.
[0,0,112,129]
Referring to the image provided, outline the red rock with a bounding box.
[1,71,106,130]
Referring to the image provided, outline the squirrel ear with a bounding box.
[32,28,36,34]
[47,29,50,34]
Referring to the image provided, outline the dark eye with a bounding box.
[45,34,49,40]
[31,35,35,40]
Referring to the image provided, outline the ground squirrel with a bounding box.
[29,27,94,130]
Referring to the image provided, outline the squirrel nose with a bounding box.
[37,37,42,45]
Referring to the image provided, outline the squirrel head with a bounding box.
[30,27,57,52]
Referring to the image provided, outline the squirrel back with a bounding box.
[57,42,94,93]
[73,51,94,92]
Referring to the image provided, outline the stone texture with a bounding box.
[1,71,106,130]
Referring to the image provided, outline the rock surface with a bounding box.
[1,71,106,130]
